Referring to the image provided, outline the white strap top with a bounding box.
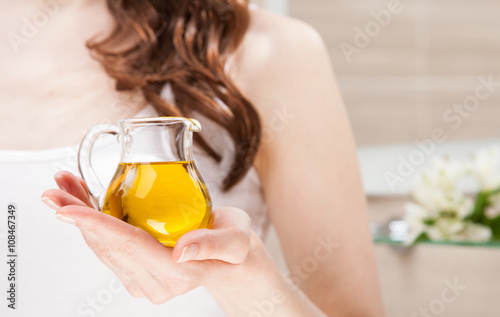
[0,105,269,316]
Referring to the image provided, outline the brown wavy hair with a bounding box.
[87,0,261,190]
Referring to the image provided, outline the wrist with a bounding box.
[203,232,326,317]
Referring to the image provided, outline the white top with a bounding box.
[0,105,269,317]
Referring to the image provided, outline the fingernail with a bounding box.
[54,173,68,191]
[177,243,199,263]
[55,213,77,226]
[41,197,61,210]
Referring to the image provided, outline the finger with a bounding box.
[76,177,97,208]
[81,233,157,300]
[77,177,91,197]
[56,205,148,242]
[122,280,146,299]
[56,205,174,270]
[88,246,145,299]
[41,189,88,210]
[173,207,252,264]
[71,213,172,304]
[106,258,170,304]
[68,211,169,301]
[54,171,93,207]
[138,272,172,304]
[56,206,177,303]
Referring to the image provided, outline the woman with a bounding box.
[2,0,383,316]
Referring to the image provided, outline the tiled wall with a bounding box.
[289,0,500,146]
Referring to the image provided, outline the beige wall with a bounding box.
[289,0,500,146]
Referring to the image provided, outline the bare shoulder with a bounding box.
[243,7,324,54]
[230,8,347,168]
[229,7,333,102]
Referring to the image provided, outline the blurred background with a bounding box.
[256,1,500,316]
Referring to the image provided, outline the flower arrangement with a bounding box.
[404,146,500,245]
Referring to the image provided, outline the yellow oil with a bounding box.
[102,161,212,247]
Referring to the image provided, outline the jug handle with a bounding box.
[77,124,120,210]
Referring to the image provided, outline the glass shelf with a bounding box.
[371,220,500,248]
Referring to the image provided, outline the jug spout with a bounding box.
[188,118,202,132]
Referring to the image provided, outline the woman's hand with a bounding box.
[41,171,252,304]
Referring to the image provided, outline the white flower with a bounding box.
[410,157,470,217]
[449,223,492,243]
[426,218,466,241]
[410,185,441,217]
[425,220,491,243]
[485,192,500,219]
[419,157,465,192]
[464,223,493,242]
[403,203,427,245]
[403,147,500,244]
[469,146,500,191]
[442,192,474,219]
[411,187,473,220]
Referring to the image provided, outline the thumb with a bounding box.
[173,207,251,264]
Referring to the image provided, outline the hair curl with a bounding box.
[87,0,261,190]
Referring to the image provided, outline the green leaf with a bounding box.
[423,218,436,226]
[487,216,500,239]
[489,186,500,195]
[468,191,489,224]
[414,232,429,243]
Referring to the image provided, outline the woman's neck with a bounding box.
[3,0,111,57]
[0,0,146,151]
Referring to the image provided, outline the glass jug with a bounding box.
[78,117,212,247]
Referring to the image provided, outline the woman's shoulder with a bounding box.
[230,7,326,76]
[246,6,322,45]
[228,7,333,114]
